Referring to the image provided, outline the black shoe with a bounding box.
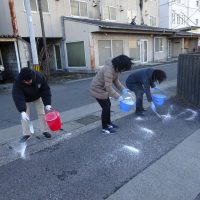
[102,128,116,134]
[141,108,147,112]
[19,135,31,143]
[135,111,145,116]
[108,122,119,129]
[42,132,51,138]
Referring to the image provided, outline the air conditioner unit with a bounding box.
[92,0,97,7]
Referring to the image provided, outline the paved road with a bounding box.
[0,86,199,200]
[0,63,177,130]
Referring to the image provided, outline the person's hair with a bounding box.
[112,55,133,73]
[152,69,167,84]
[19,67,33,81]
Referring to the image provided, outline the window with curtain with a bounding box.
[66,41,86,67]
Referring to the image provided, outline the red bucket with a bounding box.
[45,111,61,131]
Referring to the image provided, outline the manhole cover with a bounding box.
[75,115,100,125]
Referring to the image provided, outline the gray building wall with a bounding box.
[0,0,13,35]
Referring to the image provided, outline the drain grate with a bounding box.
[75,115,100,125]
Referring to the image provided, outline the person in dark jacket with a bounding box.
[12,67,52,143]
[126,68,167,116]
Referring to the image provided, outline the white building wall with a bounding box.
[160,0,200,29]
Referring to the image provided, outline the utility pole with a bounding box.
[37,0,50,78]
[24,0,40,71]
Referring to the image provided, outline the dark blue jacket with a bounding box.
[12,70,51,112]
[126,68,155,102]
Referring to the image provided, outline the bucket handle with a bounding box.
[45,106,58,116]
[152,87,166,95]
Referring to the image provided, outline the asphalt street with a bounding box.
[0,86,199,200]
[0,62,177,130]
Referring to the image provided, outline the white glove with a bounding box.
[45,105,52,111]
[151,102,156,112]
[118,96,123,101]
[21,112,30,121]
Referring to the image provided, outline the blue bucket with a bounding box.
[152,94,167,106]
[120,99,134,112]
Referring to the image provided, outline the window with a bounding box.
[70,0,88,17]
[129,40,140,61]
[172,12,175,24]
[150,16,156,26]
[41,0,49,12]
[103,6,116,21]
[155,38,163,52]
[30,0,37,11]
[66,41,86,67]
[24,0,49,12]
[177,14,180,24]
[127,10,137,23]
[98,40,123,65]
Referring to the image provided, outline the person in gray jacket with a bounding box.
[90,55,133,134]
[126,68,167,116]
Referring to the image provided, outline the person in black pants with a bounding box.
[126,68,167,116]
[90,55,132,134]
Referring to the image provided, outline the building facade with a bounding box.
[0,0,198,78]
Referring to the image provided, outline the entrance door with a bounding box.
[140,40,148,63]
[54,44,62,70]
[167,40,172,58]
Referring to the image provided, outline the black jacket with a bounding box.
[126,68,155,102]
[12,70,51,112]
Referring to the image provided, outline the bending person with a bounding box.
[12,67,52,143]
[126,68,167,116]
[90,55,132,134]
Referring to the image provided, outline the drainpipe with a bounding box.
[61,17,68,71]
[9,0,19,37]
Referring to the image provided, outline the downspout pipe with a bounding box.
[61,16,68,71]
[9,0,19,37]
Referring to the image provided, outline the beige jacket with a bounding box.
[90,58,124,100]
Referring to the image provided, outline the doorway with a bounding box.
[140,40,148,63]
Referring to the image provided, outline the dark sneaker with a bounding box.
[102,128,116,134]
[19,135,31,143]
[108,123,119,129]
[141,108,147,112]
[135,111,145,116]
[42,132,51,138]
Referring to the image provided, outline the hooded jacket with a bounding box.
[12,70,51,112]
[126,68,155,102]
[90,58,124,100]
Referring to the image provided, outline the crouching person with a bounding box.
[12,67,52,143]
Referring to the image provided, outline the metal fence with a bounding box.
[177,53,200,107]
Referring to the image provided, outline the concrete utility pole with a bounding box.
[37,0,50,78]
[24,0,40,71]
